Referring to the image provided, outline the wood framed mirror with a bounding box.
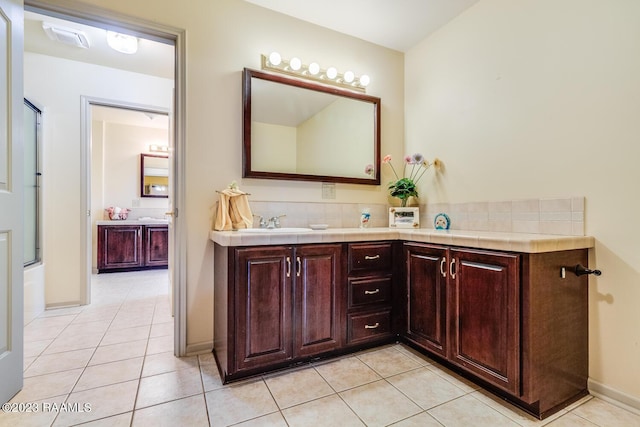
[140,153,169,198]
[243,68,381,185]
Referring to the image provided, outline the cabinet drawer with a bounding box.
[349,243,392,273]
[349,275,392,308]
[347,310,392,343]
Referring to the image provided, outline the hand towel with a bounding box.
[214,188,253,231]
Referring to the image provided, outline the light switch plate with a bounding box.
[322,183,336,199]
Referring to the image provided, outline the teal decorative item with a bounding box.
[434,213,450,230]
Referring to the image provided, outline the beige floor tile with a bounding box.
[570,397,640,426]
[547,412,600,426]
[100,325,151,346]
[11,369,83,402]
[200,359,224,392]
[70,309,118,325]
[387,367,467,410]
[42,332,103,355]
[388,411,444,426]
[0,395,66,427]
[265,367,334,409]
[314,356,381,392]
[24,348,94,378]
[425,362,480,393]
[23,338,53,358]
[356,346,421,377]
[395,344,434,366]
[146,335,174,355]
[90,339,147,365]
[282,394,365,427]
[132,394,209,426]
[233,411,288,426]
[23,356,36,372]
[62,319,111,336]
[149,321,173,338]
[142,351,198,377]
[471,389,564,426]
[23,324,67,342]
[205,379,279,427]
[74,357,144,392]
[339,380,422,427]
[428,394,520,427]
[135,366,203,409]
[52,380,139,426]
[73,412,132,426]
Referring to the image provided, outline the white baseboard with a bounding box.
[588,378,640,416]
[186,341,213,356]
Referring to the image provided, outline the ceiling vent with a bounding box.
[42,22,90,49]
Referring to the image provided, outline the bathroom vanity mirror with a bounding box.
[243,68,381,185]
[140,153,169,198]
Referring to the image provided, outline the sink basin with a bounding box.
[238,227,313,233]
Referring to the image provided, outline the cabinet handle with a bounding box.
[440,257,447,278]
[364,255,380,260]
[364,289,380,295]
[296,257,301,277]
[450,258,456,279]
[364,322,380,329]
[286,257,291,278]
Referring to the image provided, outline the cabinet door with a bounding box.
[145,225,168,267]
[404,243,448,358]
[294,244,342,358]
[449,249,520,394]
[97,225,143,270]
[235,247,292,371]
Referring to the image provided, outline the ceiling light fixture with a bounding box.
[262,52,370,92]
[106,31,138,54]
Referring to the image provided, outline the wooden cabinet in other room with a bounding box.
[97,224,168,273]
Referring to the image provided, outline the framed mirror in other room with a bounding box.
[141,153,169,198]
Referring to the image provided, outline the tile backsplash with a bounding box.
[240,196,585,236]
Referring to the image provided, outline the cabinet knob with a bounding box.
[450,258,456,279]
[364,289,380,295]
[364,322,380,329]
[364,255,380,260]
[296,257,301,277]
[286,257,291,278]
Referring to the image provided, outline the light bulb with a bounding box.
[326,67,338,80]
[289,57,302,71]
[268,52,282,66]
[308,62,320,75]
[343,70,354,83]
[359,74,370,87]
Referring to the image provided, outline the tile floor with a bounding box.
[2,270,639,426]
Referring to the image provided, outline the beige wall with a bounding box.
[34,0,405,351]
[405,0,640,403]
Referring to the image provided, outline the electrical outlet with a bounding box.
[322,183,336,199]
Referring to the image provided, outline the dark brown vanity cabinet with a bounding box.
[403,242,589,418]
[214,244,343,381]
[404,244,448,358]
[346,242,396,345]
[97,224,168,273]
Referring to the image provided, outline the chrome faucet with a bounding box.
[267,214,286,229]
[254,214,286,229]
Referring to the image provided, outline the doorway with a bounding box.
[24,2,187,355]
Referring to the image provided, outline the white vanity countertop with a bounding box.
[209,227,594,253]
[96,219,169,226]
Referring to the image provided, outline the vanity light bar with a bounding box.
[261,53,370,93]
[149,144,169,153]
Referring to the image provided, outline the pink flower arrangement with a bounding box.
[383,153,439,206]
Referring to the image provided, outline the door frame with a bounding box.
[25,0,188,356]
